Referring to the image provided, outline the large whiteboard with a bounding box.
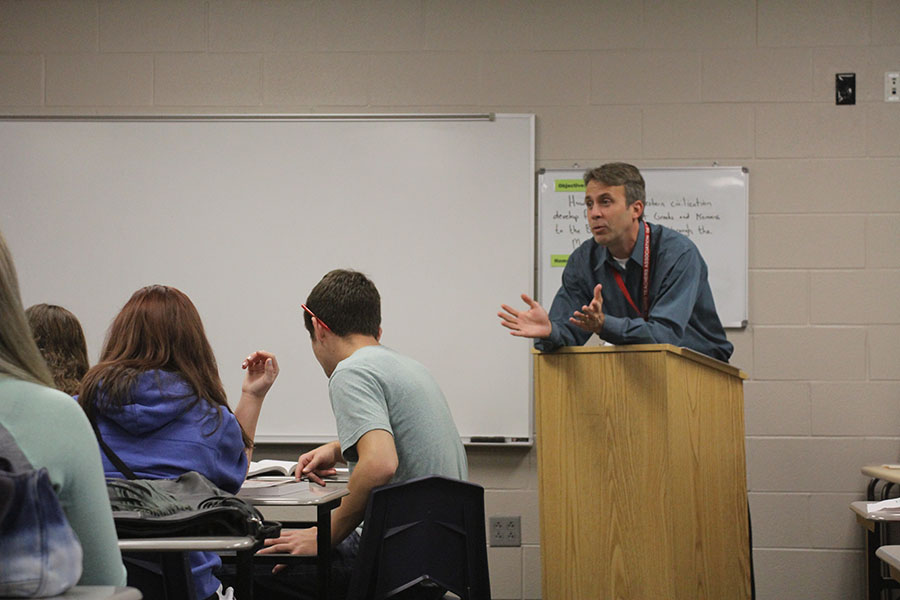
[537,167,748,328]
[1,115,534,443]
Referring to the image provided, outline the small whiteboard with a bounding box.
[537,167,748,328]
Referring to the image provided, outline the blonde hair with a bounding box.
[0,229,54,387]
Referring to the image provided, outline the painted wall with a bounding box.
[2,1,898,598]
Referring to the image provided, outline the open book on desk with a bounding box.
[248,459,350,483]
[248,459,300,478]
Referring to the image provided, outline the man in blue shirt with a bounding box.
[499,162,733,362]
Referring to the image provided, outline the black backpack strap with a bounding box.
[0,422,34,525]
[88,416,138,480]
[0,421,32,473]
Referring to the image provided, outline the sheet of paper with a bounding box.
[866,497,900,512]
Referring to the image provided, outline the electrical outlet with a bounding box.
[489,516,521,547]
[886,72,899,103]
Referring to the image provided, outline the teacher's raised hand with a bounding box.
[498,294,552,339]
[570,283,604,334]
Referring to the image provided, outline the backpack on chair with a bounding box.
[0,422,83,597]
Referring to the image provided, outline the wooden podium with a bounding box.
[534,344,751,599]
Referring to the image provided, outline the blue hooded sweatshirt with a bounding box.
[92,370,247,600]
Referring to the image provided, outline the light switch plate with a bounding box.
[836,73,856,105]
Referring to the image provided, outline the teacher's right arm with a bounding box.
[500,245,595,350]
[536,268,596,351]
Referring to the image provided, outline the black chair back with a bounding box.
[346,475,491,600]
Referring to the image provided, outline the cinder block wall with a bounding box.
[2,1,898,598]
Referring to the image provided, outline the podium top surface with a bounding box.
[532,343,747,380]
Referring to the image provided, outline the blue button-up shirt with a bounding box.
[536,221,733,361]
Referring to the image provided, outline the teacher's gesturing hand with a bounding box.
[498,294,552,339]
[570,284,604,334]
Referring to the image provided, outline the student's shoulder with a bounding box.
[330,346,410,390]
[0,377,89,434]
[334,345,393,372]
[345,345,425,376]
[0,376,78,412]
[330,354,372,387]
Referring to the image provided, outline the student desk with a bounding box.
[852,501,900,600]
[53,587,142,599]
[859,464,900,600]
[862,465,900,501]
[241,482,350,600]
[116,484,348,600]
[118,536,257,599]
[876,546,900,583]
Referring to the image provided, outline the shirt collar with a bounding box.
[597,219,646,271]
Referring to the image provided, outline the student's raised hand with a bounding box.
[241,350,279,400]
[257,527,318,573]
[570,284,605,334]
[498,294,552,339]
[296,442,339,486]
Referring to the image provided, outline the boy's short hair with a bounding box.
[303,269,381,339]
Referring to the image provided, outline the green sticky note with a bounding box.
[554,180,585,192]
[550,254,569,267]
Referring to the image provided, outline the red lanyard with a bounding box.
[610,221,650,320]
